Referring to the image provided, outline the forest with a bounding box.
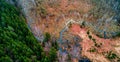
[0,0,57,62]
[1,0,120,62]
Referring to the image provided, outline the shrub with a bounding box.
[89,47,96,52]
[43,32,51,42]
[94,43,100,48]
[52,41,59,50]
[88,35,92,39]
[49,47,57,62]
[87,31,90,35]
[106,51,117,59]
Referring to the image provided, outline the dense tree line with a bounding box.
[0,0,57,62]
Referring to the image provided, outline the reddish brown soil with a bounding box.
[70,24,116,62]
[36,0,93,37]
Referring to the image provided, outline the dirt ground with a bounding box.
[32,0,120,62]
[70,24,120,62]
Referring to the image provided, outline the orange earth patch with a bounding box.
[70,24,115,58]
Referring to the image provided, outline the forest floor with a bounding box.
[36,0,93,37]
[32,0,120,62]
[70,24,120,62]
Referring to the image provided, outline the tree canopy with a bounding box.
[0,0,57,62]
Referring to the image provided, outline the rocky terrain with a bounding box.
[6,0,120,62]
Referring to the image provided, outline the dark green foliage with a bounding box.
[88,34,101,48]
[87,31,90,35]
[116,32,120,37]
[94,43,100,48]
[89,48,96,52]
[92,38,96,43]
[96,34,103,38]
[52,41,59,50]
[43,32,51,42]
[106,51,120,62]
[49,47,57,62]
[0,56,13,62]
[106,51,117,60]
[40,47,57,62]
[0,1,57,62]
[88,35,92,40]
[81,21,85,28]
